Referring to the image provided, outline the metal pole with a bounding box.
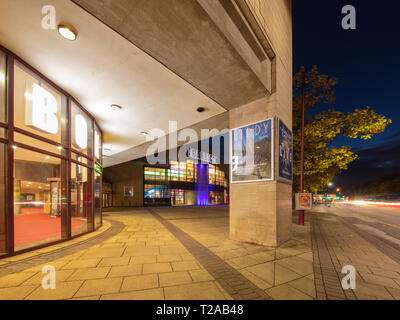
[299,67,306,226]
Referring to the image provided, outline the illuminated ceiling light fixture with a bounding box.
[57,146,63,150]
[110,104,122,111]
[140,131,149,136]
[104,148,111,152]
[58,24,78,41]
[12,145,18,150]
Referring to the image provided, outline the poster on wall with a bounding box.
[231,118,273,183]
[124,186,134,198]
[278,119,293,183]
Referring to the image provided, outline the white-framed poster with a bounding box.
[230,118,274,183]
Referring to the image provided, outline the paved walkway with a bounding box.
[3,205,400,300]
[309,206,400,300]
[0,206,315,300]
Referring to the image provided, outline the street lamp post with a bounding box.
[299,67,306,226]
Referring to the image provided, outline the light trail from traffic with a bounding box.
[341,200,400,209]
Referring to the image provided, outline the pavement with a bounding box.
[310,203,400,300]
[0,206,315,300]
[1,204,400,300]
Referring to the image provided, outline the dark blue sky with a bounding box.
[293,0,400,191]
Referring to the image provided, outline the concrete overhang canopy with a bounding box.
[72,0,274,110]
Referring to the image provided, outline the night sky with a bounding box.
[293,0,400,193]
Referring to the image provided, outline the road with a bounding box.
[313,202,400,263]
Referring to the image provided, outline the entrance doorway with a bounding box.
[171,189,185,206]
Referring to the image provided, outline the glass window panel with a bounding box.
[0,128,6,139]
[14,148,67,251]
[15,132,67,156]
[144,184,170,199]
[0,143,6,254]
[72,152,91,166]
[186,161,194,182]
[94,124,102,164]
[0,50,6,123]
[144,167,156,181]
[14,62,68,145]
[169,162,179,181]
[171,189,185,206]
[155,168,167,183]
[209,165,216,185]
[102,182,112,208]
[71,102,93,157]
[94,171,102,228]
[71,163,93,236]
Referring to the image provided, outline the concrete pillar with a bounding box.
[229,0,293,247]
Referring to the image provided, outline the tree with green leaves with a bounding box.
[293,66,392,193]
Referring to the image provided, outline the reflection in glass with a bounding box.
[13,148,67,251]
[71,163,93,236]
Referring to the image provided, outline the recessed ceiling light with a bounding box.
[197,107,206,113]
[58,24,77,41]
[57,146,63,150]
[104,148,111,152]
[12,145,17,150]
[141,131,149,136]
[111,104,122,111]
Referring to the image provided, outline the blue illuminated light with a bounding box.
[195,163,209,206]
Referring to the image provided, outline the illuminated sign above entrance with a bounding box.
[187,147,218,164]
[25,83,58,134]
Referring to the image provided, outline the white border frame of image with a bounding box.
[229,117,275,184]
[277,117,293,185]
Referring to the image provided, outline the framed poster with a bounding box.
[278,119,293,183]
[295,193,312,210]
[124,186,134,198]
[230,118,274,183]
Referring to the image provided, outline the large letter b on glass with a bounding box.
[74,114,88,149]
[25,83,58,134]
